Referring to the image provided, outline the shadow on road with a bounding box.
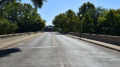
[0,48,21,58]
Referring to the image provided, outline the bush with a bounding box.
[0,19,18,34]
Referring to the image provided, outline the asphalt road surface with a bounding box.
[0,32,120,67]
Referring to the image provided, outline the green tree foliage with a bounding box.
[31,0,46,10]
[4,2,23,23]
[53,2,120,36]
[81,13,93,33]
[33,18,46,31]
[78,2,107,33]
[79,2,120,35]
[0,19,18,34]
[0,0,46,34]
[66,10,80,32]
[53,9,80,32]
[0,0,46,10]
[53,13,69,32]
[78,2,96,33]
[0,0,19,5]
[98,9,120,35]
[78,2,96,17]
[0,2,18,34]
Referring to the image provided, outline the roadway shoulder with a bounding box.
[0,32,42,50]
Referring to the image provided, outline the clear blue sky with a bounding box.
[21,0,120,26]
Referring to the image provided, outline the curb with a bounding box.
[67,34,120,51]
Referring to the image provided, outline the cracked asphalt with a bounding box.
[0,32,120,67]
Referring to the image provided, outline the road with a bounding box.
[0,32,120,67]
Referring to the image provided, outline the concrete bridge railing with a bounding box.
[69,32,120,46]
[0,32,36,38]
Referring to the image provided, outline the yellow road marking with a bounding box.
[52,36,58,47]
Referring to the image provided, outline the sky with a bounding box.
[21,0,120,26]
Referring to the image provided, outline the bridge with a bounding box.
[0,32,120,67]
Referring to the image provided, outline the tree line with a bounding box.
[0,0,46,34]
[0,0,46,10]
[53,2,120,36]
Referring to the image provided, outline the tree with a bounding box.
[78,2,108,34]
[0,8,4,19]
[97,9,120,35]
[66,9,80,32]
[52,2,120,36]
[78,2,96,33]
[66,9,76,19]
[81,13,93,33]
[0,19,10,34]
[78,2,96,17]
[7,23,18,33]
[33,18,46,31]
[0,18,18,34]
[53,9,80,32]
[4,2,23,23]
[2,1,46,33]
[0,0,45,10]
[16,4,46,32]
[97,15,107,34]
[0,1,18,34]
[106,9,120,35]
[31,0,46,10]
[0,0,17,5]
[53,13,69,32]
[0,0,46,34]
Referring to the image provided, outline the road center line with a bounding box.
[52,36,58,47]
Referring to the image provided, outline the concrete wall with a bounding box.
[0,32,36,38]
[69,32,120,46]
